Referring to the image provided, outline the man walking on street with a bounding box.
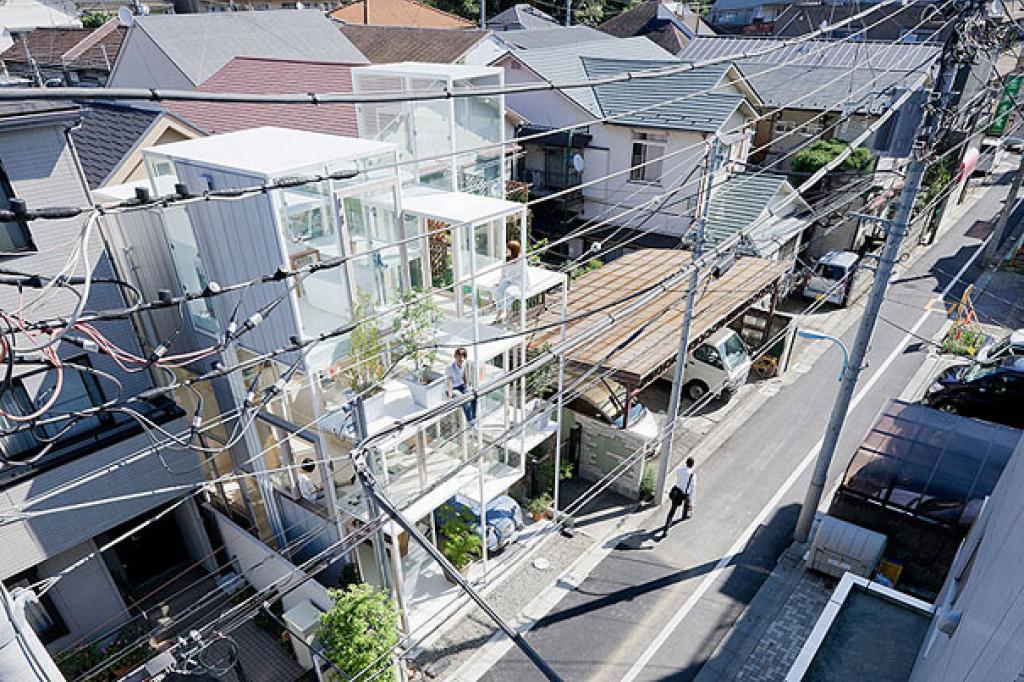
[661,457,696,538]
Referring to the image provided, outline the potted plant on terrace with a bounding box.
[393,289,446,408]
[526,493,553,522]
[439,507,482,581]
[319,584,399,682]
[346,293,388,422]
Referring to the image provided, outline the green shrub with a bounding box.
[320,584,399,681]
[792,140,874,175]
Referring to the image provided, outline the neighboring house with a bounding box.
[339,25,489,63]
[107,10,367,90]
[330,0,473,27]
[906,431,1024,682]
[163,57,360,137]
[462,25,616,65]
[678,37,940,165]
[707,0,791,30]
[99,63,570,636]
[773,3,954,42]
[679,36,937,257]
[495,37,806,258]
[0,0,79,52]
[599,0,716,56]
[486,3,560,31]
[71,102,202,189]
[0,22,124,87]
[0,101,212,657]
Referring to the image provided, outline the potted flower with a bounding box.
[526,493,553,522]
[346,293,388,422]
[439,507,481,581]
[392,290,446,408]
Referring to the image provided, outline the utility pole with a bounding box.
[0,584,65,681]
[983,151,1024,264]
[565,0,571,26]
[793,2,972,541]
[480,0,486,29]
[653,136,719,506]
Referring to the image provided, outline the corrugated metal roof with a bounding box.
[488,4,561,30]
[678,36,940,70]
[133,10,368,86]
[506,37,677,116]
[739,63,923,112]
[705,171,792,246]
[584,57,744,132]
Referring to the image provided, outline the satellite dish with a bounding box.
[572,153,584,173]
[117,7,134,26]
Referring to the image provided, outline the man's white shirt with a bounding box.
[675,466,696,496]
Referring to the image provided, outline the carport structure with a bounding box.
[531,249,791,422]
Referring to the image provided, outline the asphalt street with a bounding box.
[478,178,1015,682]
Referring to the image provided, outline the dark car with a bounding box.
[922,357,1024,428]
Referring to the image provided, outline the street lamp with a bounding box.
[796,328,850,381]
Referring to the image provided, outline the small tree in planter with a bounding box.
[392,290,446,407]
[346,293,388,421]
[526,493,553,522]
[438,506,482,579]
[319,584,399,681]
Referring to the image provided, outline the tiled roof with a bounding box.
[65,25,126,70]
[487,4,560,30]
[0,27,89,65]
[737,63,928,112]
[71,102,162,189]
[504,37,676,116]
[339,25,488,63]
[705,172,791,246]
[0,101,79,120]
[331,0,473,27]
[131,11,367,87]
[599,1,713,54]
[583,57,744,132]
[165,57,359,138]
[494,26,614,50]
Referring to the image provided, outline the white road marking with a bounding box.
[620,235,990,682]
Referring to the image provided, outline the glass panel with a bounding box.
[165,207,218,333]
[342,187,402,308]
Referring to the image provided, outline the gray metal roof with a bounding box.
[506,37,676,116]
[496,25,615,50]
[133,10,368,86]
[705,171,799,247]
[487,3,561,30]
[678,36,940,70]
[739,63,923,112]
[584,57,745,132]
[711,0,789,12]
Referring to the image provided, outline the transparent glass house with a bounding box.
[124,84,567,631]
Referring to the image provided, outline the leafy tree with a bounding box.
[81,12,112,29]
[319,584,399,681]
[791,139,874,175]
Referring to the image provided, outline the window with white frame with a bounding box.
[629,132,667,184]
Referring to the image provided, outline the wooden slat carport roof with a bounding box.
[530,250,790,387]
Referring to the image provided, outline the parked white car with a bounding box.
[681,328,752,402]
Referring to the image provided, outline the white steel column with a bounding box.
[518,210,528,456]
[552,279,568,513]
[468,219,489,579]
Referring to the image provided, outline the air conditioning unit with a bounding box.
[808,515,886,579]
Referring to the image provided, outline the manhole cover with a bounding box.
[532,557,551,571]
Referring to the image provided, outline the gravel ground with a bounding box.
[412,528,596,679]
